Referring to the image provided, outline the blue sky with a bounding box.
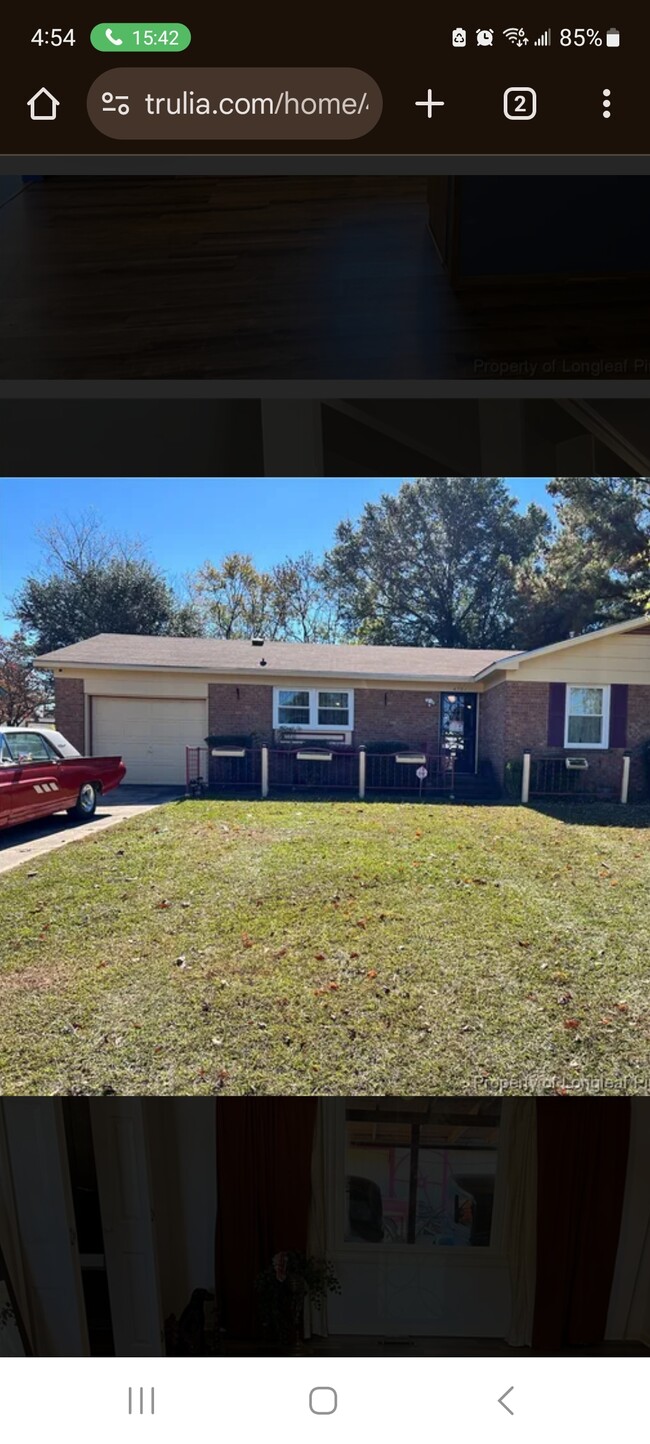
[0,475,552,635]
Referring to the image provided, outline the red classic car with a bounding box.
[0,727,126,830]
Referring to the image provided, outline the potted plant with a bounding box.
[255,1251,341,1350]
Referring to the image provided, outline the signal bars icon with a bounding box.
[534,28,552,46]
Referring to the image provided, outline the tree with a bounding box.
[12,512,202,654]
[193,553,280,639]
[270,552,345,642]
[323,477,549,648]
[515,476,650,649]
[0,632,47,725]
[192,551,345,642]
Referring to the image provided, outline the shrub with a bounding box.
[204,734,255,748]
[504,758,523,799]
[644,740,650,797]
[362,740,421,754]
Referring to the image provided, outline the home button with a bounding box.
[309,1387,337,1415]
[27,87,60,121]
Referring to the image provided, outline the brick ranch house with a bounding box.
[36,615,650,799]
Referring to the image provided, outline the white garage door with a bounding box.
[92,697,207,785]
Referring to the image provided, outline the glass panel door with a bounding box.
[440,693,477,773]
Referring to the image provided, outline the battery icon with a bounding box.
[606,27,620,46]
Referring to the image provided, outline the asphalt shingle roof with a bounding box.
[37,633,517,682]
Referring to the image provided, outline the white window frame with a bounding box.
[273,686,354,732]
[564,684,611,750]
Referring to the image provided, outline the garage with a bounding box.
[92,697,208,785]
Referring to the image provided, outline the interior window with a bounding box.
[345,1100,501,1248]
[0,734,13,764]
[566,686,607,746]
[4,732,59,763]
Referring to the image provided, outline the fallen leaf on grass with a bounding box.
[366,969,378,979]
[314,952,326,961]
[155,900,171,910]
[241,933,254,948]
[564,1019,580,1030]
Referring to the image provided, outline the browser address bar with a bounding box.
[87,68,383,139]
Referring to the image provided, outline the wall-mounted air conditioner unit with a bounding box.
[296,750,333,762]
[565,757,589,770]
[395,753,428,765]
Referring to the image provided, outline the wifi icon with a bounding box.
[503,26,529,45]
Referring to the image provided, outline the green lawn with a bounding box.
[1,798,650,1095]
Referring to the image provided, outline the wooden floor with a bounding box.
[222,1335,649,1357]
[2,177,650,380]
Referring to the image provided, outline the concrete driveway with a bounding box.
[0,785,184,877]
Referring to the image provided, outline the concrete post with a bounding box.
[521,750,531,805]
[358,747,366,801]
[620,751,631,805]
[261,746,269,799]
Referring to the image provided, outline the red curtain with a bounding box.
[215,1099,318,1339]
[532,1099,631,1351]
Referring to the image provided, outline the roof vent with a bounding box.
[251,636,265,647]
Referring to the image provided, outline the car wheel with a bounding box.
[68,782,98,820]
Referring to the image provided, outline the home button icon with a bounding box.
[27,88,60,121]
[309,1387,337,1415]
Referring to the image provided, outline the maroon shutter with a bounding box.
[609,684,628,747]
[547,682,566,746]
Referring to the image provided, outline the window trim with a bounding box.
[564,684,611,750]
[273,686,354,732]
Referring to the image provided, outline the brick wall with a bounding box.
[208,683,273,743]
[54,677,85,753]
[493,679,650,801]
[208,682,441,750]
[353,687,440,748]
[478,682,507,782]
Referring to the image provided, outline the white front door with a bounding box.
[90,1101,164,1356]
